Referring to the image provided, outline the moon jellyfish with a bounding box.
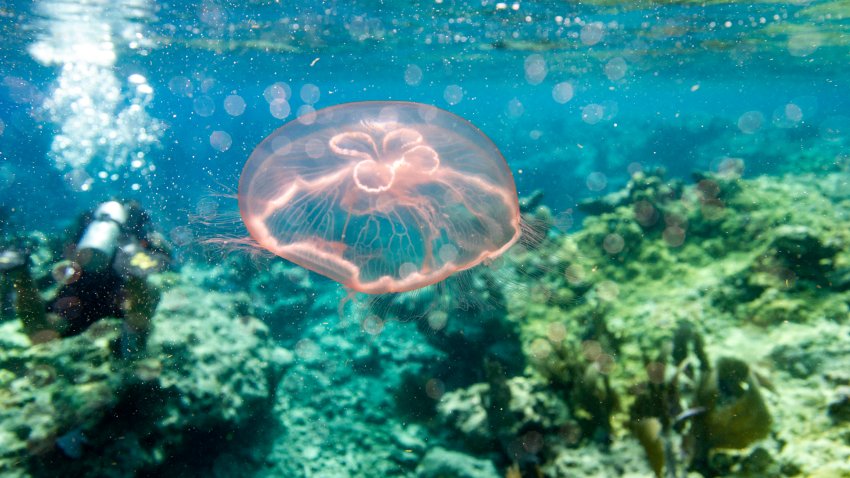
[239,101,521,294]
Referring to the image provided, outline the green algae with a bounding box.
[0,282,289,477]
[500,168,850,476]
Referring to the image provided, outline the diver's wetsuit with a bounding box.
[50,267,125,337]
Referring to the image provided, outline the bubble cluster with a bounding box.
[265,82,292,120]
[42,66,163,192]
[524,54,547,85]
[31,0,162,193]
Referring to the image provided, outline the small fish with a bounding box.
[674,407,706,424]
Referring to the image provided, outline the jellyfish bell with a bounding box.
[238,101,522,295]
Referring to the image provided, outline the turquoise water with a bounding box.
[3,0,849,230]
[2,1,850,477]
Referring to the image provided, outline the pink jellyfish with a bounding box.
[239,101,521,294]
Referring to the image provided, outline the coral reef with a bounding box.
[492,168,850,477]
[415,447,499,478]
[437,375,572,454]
[4,168,850,478]
[252,304,446,478]
[0,279,290,477]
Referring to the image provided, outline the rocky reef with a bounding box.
[2,167,850,478]
[0,277,291,477]
[373,167,849,478]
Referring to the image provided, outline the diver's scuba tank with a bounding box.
[75,201,128,272]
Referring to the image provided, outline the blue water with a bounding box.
[3,1,850,477]
[2,0,849,236]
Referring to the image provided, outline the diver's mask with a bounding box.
[75,201,128,272]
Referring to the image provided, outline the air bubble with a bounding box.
[269,99,291,119]
[443,85,464,105]
[224,95,246,116]
[552,82,574,104]
[404,65,423,86]
[210,131,232,152]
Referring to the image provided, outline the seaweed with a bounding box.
[628,321,773,477]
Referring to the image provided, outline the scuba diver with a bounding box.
[0,200,171,353]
